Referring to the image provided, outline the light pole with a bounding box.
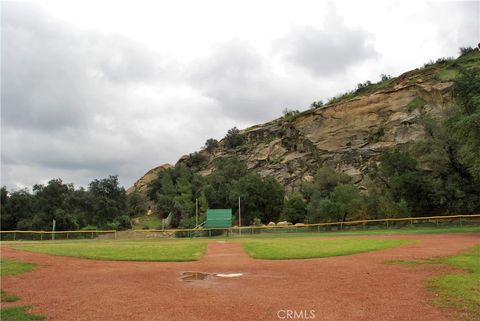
[195,198,198,227]
[238,196,241,236]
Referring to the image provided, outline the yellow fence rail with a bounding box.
[1,214,479,241]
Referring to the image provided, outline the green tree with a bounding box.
[127,190,148,217]
[229,173,284,225]
[205,138,219,153]
[448,67,480,180]
[224,127,244,148]
[282,192,307,224]
[1,188,34,230]
[302,167,351,200]
[88,175,127,228]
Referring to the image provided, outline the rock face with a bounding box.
[127,164,173,195]
[129,65,456,194]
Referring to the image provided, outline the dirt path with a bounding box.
[1,233,479,321]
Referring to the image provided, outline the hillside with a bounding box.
[129,50,480,195]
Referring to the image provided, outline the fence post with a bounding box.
[41,233,43,241]
[67,232,69,240]
[134,230,137,240]
[13,232,16,241]
[114,231,117,240]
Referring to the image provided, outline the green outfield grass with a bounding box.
[235,225,480,239]
[11,239,207,262]
[429,245,480,321]
[0,258,36,276]
[243,238,414,260]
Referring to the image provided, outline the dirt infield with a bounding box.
[1,233,479,321]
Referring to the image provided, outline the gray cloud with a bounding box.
[0,3,187,188]
[430,1,480,53]
[188,41,316,123]
[275,16,377,76]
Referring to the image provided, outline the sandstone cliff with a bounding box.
[129,52,479,194]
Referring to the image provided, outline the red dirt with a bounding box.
[1,233,479,321]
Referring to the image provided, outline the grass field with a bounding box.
[0,306,44,321]
[235,226,480,239]
[385,245,480,321]
[1,289,19,303]
[429,245,480,321]
[243,238,414,259]
[11,239,207,262]
[0,258,36,276]
[0,258,44,321]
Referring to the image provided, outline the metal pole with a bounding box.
[52,219,56,241]
[195,198,198,227]
[238,196,241,236]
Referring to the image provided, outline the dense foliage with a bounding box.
[148,159,285,227]
[1,176,134,231]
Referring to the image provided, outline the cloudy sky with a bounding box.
[1,0,479,190]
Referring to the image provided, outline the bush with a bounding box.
[406,96,426,113]
[459,46,475,56]
[205,138,219,153]
[310,101,324,109]
[115,215,132,230]
[186,152,206,168]
[224,127,244,148]
[282,193,307,224]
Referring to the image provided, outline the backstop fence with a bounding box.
[1,214,479,241]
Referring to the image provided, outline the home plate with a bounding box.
[215,273,243,278]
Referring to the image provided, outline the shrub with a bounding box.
[224,127,244,148]
[406,96,426,112]
[282,108,301,121]
[310,100,324,108]
[205,138,219,153]
[186,152,206,168]
[459,46,474,56]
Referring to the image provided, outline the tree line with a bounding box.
[1,176,135,231]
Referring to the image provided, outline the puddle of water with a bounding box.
[180,271,244,282]
[181,271,210,282]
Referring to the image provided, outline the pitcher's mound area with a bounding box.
[2,233,478,321]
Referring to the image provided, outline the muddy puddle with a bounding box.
[180,271,243,282]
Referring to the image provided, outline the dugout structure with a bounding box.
[203,209,233,228]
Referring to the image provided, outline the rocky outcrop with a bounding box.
[127,164,173,195]
[129,64,457,194]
